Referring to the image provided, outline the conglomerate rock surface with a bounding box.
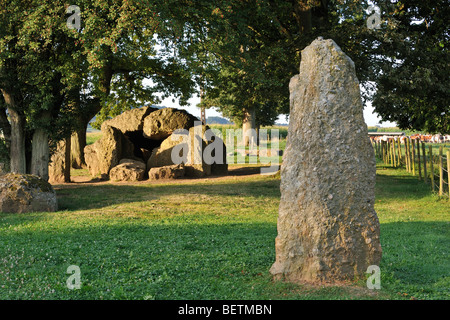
[270,38,382,283]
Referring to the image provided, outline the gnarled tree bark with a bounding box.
[1,90,26,174]
[30,112,51,181]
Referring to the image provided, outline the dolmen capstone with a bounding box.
[0,173,58,213]
[270,38,382,284]
[84,107,228,181]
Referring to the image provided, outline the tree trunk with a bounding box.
[293,3,312,34]
[31,126,50,181]
[7,108,26,174]
[25,132,32,174]
[70,51,113,169]
[0,105,11,151]
[256,124,260,147]
[64,136,71,182]
[71,122,87,169]
[242,107,256,147]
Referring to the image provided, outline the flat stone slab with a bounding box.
[109,159,146,182]
[149,164,185,180]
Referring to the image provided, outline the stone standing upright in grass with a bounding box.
[270,38,382,284]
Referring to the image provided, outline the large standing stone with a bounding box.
[270,38,382,284]
[146,125,224,178]
[84,142,102,177]
[146,131,186,169]
[0,173,58,213]
[84,125,135,178]
[48,140,66,184]
[184,125,211,177]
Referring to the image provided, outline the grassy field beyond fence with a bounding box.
[374,139,450,198]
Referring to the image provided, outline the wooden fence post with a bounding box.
[397,139,402,167]
[385,140,389,165]
[417,139,422,180]
[412,139,416,176]
[408,138,412,173]
[439,146,443,196]
[429,145,435,192]
[422,142,428,184]
[386,141,389,165]
[385,141,388,164]
[392,140,396,167]
[447,151,450,199]
[378,141,381,159]
[392,141,396,167]
[406,139,410,172]
[378,141,381,158]
[394,139,398,167]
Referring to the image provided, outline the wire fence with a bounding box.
[373,138,450,199]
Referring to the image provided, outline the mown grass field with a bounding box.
[0,159,448,300]
[1,130,449,300]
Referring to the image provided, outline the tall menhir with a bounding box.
[270,38,382,283]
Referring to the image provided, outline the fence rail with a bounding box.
[373,138,450,199]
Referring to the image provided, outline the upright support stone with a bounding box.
[270,38,382,284]
[49,140,68,184]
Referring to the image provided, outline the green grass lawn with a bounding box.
[86,131,102,146]
[0,161,448,300]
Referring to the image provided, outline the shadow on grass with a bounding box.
[56,165,436,211]
[55,179,281,212]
